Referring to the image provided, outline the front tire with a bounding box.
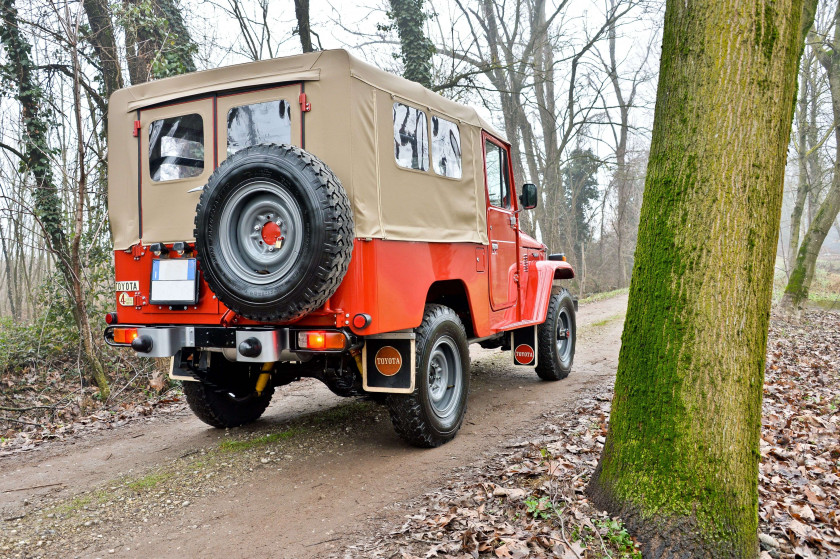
[183,358,274,428]
[535,289,576,381]
[386,305,470,448]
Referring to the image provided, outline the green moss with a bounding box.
[590,314,624,328]
[218,427,303,452]
[312,400,376,426]
[587,1,803,553]
[127,471,173,492]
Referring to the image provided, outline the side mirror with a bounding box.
[519,183,538,210]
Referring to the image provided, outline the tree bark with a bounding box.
[586,0,814,556]
[0,219,16,319]
[790,62,810,266]
[81,0,123,99]
[294,0,313,53]
[123,0,195,85]
[388,0,433,88]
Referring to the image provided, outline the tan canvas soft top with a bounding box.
[108,49,504,250]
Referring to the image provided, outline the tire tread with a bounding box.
[387,305,470,448]
[535,288,576,381]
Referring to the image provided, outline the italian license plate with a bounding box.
[150,258,198,305]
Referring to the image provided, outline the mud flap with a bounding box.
[511,326,538,367]
[362,332,416,394]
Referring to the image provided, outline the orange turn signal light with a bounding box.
[113,327,138,345]
[297,331,346,350]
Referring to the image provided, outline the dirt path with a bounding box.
[1,294,627,558]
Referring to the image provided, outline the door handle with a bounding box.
[491,242,499,253]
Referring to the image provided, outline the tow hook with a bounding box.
[131,335,153,353]
[238,336,262,357]
[255,362,273,396]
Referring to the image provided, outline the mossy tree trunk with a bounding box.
[782,8,840,312]
[388,0,434,88]
[586,0,815,557]
[122,0,196,84]
[789,54,813,269]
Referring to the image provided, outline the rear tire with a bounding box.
[535,289,576,381]
[183,357,274,428]
[386,305,470,448]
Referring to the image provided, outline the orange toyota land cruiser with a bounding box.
[104,49,577,447]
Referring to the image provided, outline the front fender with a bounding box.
[527,260,576,324]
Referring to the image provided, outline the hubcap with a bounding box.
[426,335,463,423]
[556,308,572,361]
[218,179,304,285]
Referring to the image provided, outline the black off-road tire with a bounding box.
[535,289,576,381]
[194,144,353,322]
[386,305,470,448]
[183,359,275,428]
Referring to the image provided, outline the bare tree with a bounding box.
[122,0,196,84]
[783,0,840,312]
[294,0,317,53]
[0,0,110,396]
[594,2,657,286]
[82,0,123,99]
[588,0,816,554]
[437,0,641,281]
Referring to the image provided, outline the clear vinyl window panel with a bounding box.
[485,141,511,208]
[227,100,291,156]
[393,102,429,171]
[431,116,462,179]
[149,114,204,182]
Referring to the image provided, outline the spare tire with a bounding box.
[194,144,353,322]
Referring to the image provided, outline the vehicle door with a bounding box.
[483,134,519,311]
[139,99,214,242]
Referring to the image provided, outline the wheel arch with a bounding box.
[424,279,478,339]
[552,261,575,280]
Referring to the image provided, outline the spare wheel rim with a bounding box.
[218,179,305,286]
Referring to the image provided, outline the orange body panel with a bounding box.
[112,236,573,338]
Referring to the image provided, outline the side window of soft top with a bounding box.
[431,116,462,179]
[393,102,429,171]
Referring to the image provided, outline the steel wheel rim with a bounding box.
[218,179,304,285]
[426,335,463,422]
[556,308,572,361]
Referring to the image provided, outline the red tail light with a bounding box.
[297,331,346,350]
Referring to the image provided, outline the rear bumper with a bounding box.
[104,325,350,362]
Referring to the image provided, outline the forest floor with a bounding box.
[0,345,182,455]
[0,294,837,558]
